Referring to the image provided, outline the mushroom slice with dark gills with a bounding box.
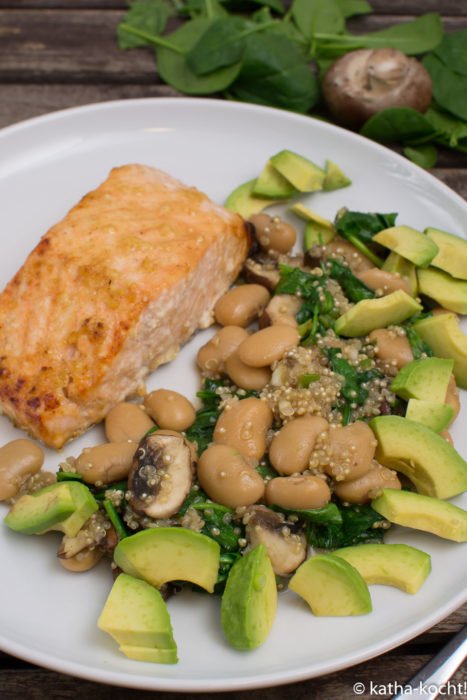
[127,433,194,519]
[242,505,307,577]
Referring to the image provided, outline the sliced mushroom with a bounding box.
[243,257,280,291]
[127,433,194,519]
[242,505,307,577]
[259,294,302,328]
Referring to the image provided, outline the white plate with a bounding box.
[0,98,465,692]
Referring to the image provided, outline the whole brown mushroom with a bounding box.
[322,47,433,130]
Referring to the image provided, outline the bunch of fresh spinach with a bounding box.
[116,1,457,164]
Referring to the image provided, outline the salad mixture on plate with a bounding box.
[1,150,466,662]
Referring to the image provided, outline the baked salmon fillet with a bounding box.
[0,164,250,448]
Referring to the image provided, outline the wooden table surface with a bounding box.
[0,2,466,698]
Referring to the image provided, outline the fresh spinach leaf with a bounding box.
[335,0,372,19]
[157,18,242,94]
[186,16,275,75]
[230,33,319,113]
[291,0,345,42]
[433,29,467,77]
[423,53,467,123]
[425,105,467,148]
[327,259,375,302]
[314,13,443,58]
[306,503,389,549]
[403,143,438,169]
[360,107,439,144]
[117,0,173,50]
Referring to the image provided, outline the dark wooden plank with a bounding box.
[1,0,466,14]
[0,9,466,83]
[0,84,181,130]
[0,651,465,700]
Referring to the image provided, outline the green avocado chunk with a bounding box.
[334,290,422,337]
[113,527,220,592]
[221,543,277,650]
[224,179,280,218]
[425,227,467,281]
[323,160,352,191]
[417,267,467,315]
[98,573,178,663]
[289,203,336,248]
[414,313,467,389]
[4,481,98,537]
[369,415,467,499]
[372,225,439,268]
[382,251,418,296]
[371,489,467,543]
[269,150,326,192]
[333,543,431,594]
[252,160,296,199]
[390,357,454,403]
[289,553,372,616]
[405,399,455,433]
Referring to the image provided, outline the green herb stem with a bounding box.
[103,499,129,540]
[345,233,384,268]
[119,23,185,53]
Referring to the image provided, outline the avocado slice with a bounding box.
[371,489,467,543]
[113,527,220,592]
[417,267,467,315]
[390,357,454,403]
[221,543,277,650]
[252,160,296,199]
[224,179,280,218]
[289,203,336,248]
[425,227,467,281]
[4,481,98,537]
[323,160,352,191]
[289,553,372,616]
[414,313,467,389]
[369,415,467,499]
[269,150,326,193]
[334,290,422,337]
[333,543,431,594]
[382,251,418,296]
[372,226,439,268]
[98,573,178,663]
[405,399,455,433]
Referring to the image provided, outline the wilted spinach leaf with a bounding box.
[306,503,389,549]
[336,210,397,244]
[327,259,375,303]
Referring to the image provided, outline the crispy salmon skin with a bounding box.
[0,164,250,448]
